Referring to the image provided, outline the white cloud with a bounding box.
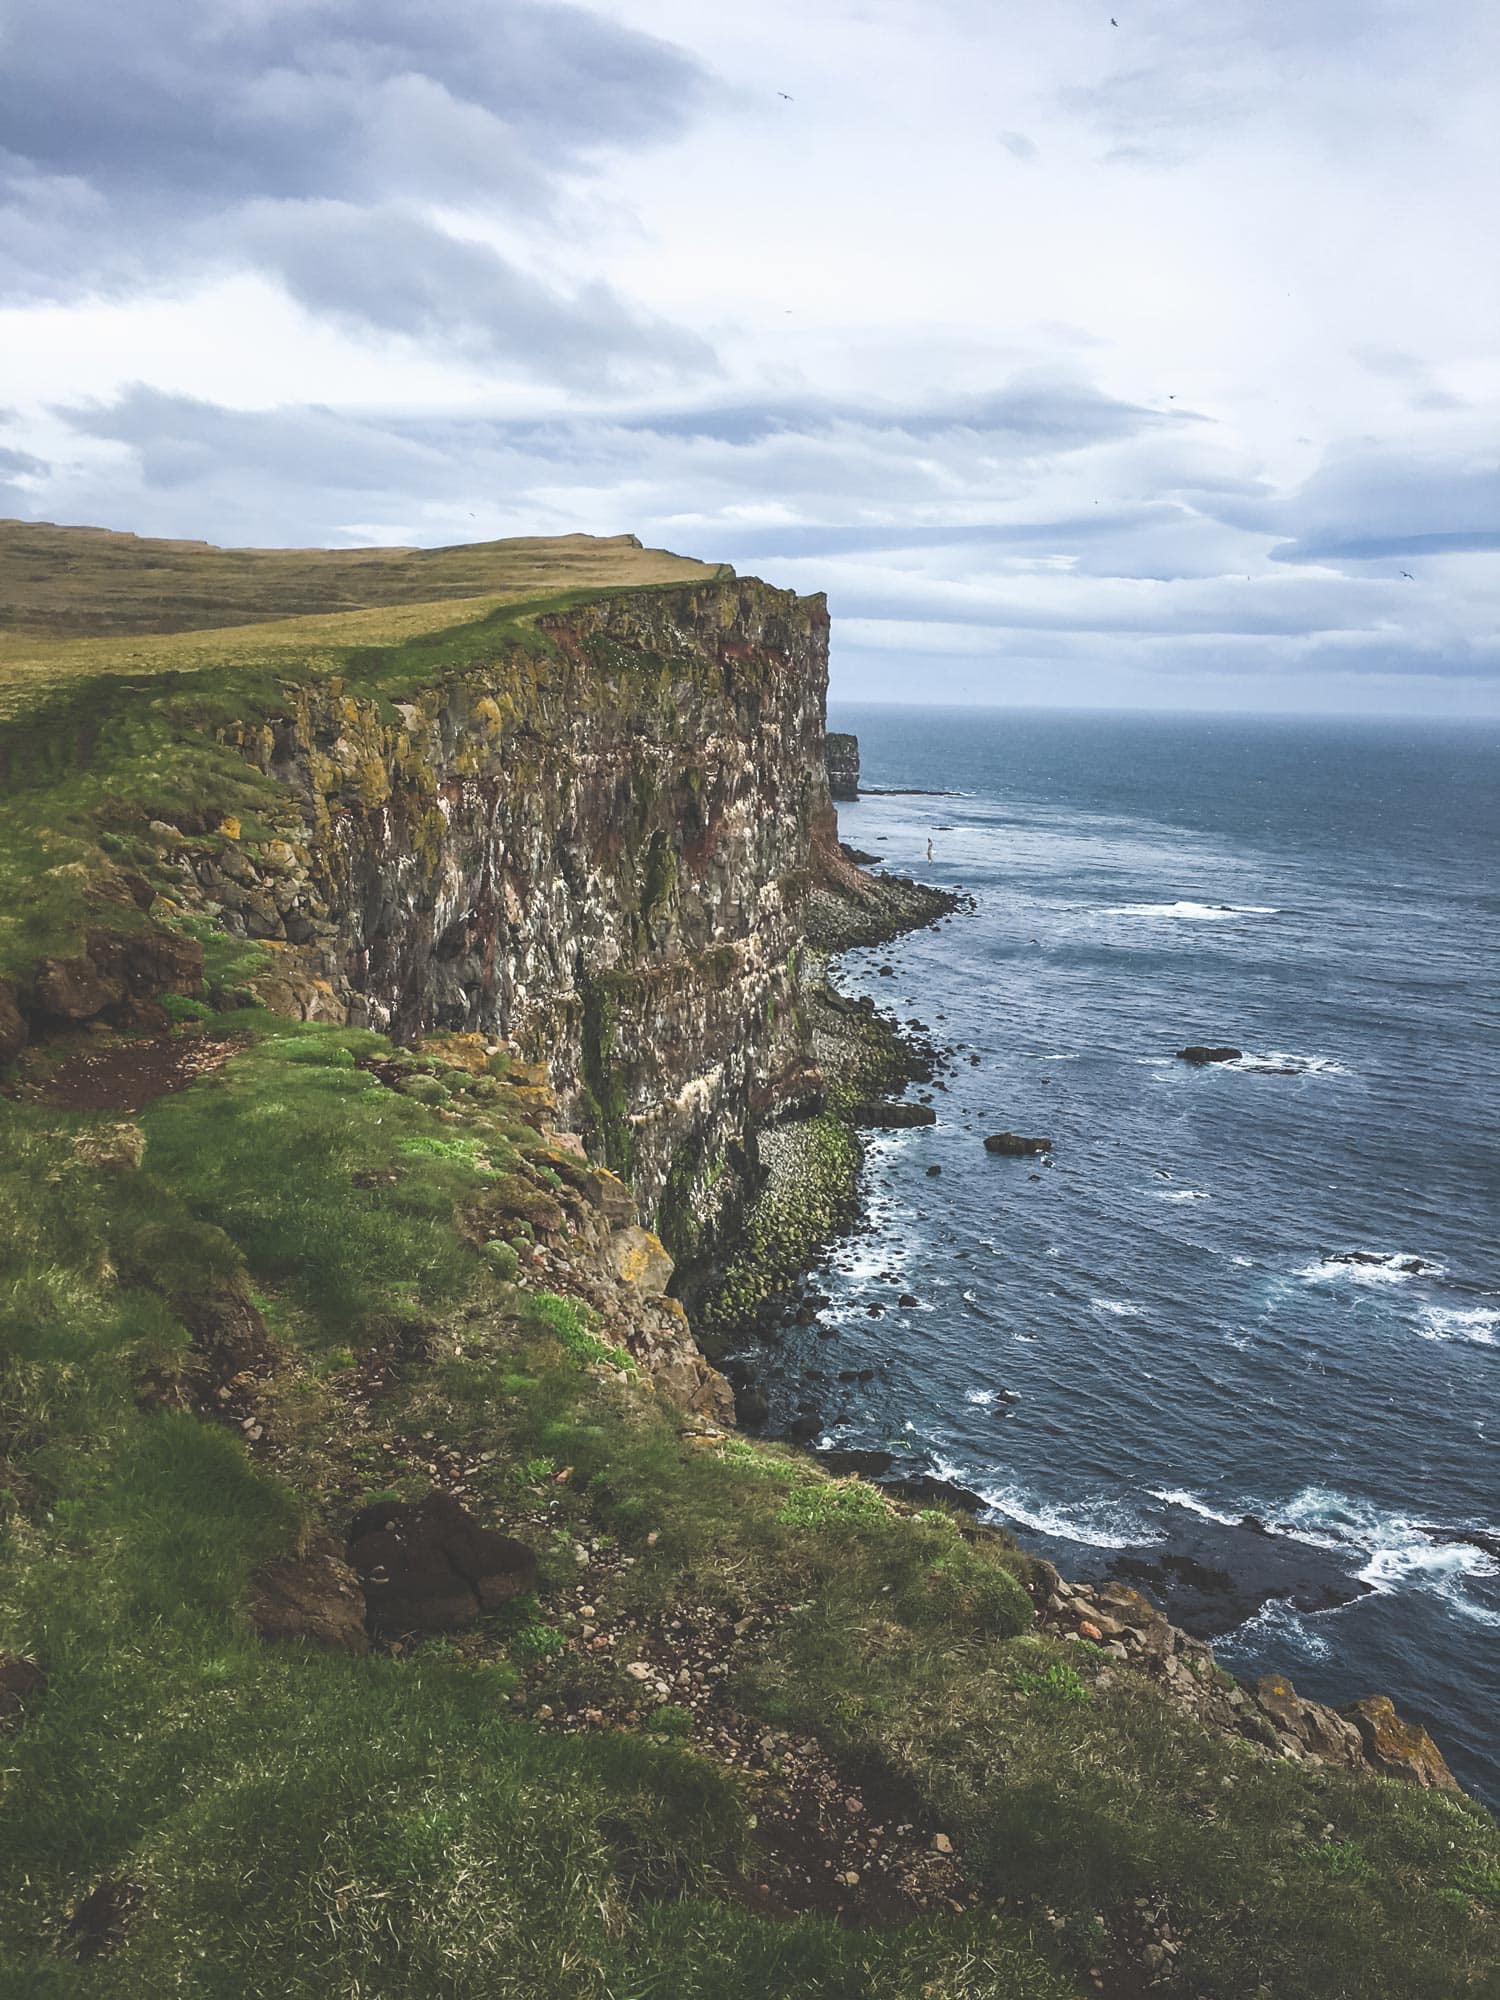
[2,0,1497,713]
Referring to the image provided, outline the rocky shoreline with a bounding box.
[714,801,1463,1798]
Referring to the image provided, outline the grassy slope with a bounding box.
[0,529,1497,1996]
[1,1024,1496,2000]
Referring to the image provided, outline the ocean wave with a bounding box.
[1273,1487,1500,1620]
[965,1389,997,1406]
[1296,1251,1445,1286]
[1223,1596,1334,1660]
[1092,1298,1145,1317]
[1224,1051,1350,1076]
[1105,900,1279,921]
[1416,1305,1499,1346]
[1155,1188,1212,1202]
[1231,1255,1254,1267]
[968,1478,1165,1549]
[1148,1486,1244,1528]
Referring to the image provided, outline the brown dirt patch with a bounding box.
[19,1033,233,1111]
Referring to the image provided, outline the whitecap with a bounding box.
[1227,1051,1350,1076]
[1416,1305,1499,1346]
[1092,1298,1145,1318]
[1296,1251,1444,1287]
[1156,1188,1212,1203]
[1148,1486,1244,1528]
[965,1389,997,1406]
[1231,1255,1254,1267]
[1105,900,1279,921]
[976,1483,1165,1549]
[1271,1487,1500,1621]
[1223,1596,1334,1660]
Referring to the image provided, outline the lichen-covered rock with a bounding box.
[71,1122,146,1172]
[1343,1693,1460,1790]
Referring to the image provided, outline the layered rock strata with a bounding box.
[128,580,829,1245]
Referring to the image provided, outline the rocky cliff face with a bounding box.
[204,579,831,1249]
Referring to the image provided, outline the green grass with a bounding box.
[1,1021,1497,1998]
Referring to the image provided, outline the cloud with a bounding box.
[0,0,712,378]
[235,203,713,383]
[1265,450,1500,565]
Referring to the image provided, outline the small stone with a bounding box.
[625,1661,653,1680]
[1078,1619,1103,1642]
[840,1870,861,1887]
[932,1832,954,1854]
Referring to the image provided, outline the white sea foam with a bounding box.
[1155,1188,1212,1203]
[1148,1486,1244,1528]
[1226,1051,1350,1076]
[1416,1305,1499,1346]
[1272,1487,1500,1621]
[1296,1251,1445,1287]
[1092,1298,1145,1318]
[1231,1255,1254,1268]
[965,1389,997,1406]
[1105,900,1279,921]
[971,1482,1166,1549]
[1225,1597,1334,1660]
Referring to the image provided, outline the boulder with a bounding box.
[1176,1046,1242,1066]
[983,1132,1052,1156]
[1343,1694,1460,1791]
[250,1535,370,1654]
[347,1491,537,1634]
[849,1099,937,1128]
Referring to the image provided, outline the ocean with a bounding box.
[744,703,1500,1803]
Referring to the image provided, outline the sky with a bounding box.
[2,0,1497,714]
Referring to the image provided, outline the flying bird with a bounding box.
[1400,570,1414,579]
[778,90,794,99]
[1110,15,1118,24]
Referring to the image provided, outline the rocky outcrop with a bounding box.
[1033,1568,1459,1792]
[825,732,860,800]
[1177,1045,1242,1065]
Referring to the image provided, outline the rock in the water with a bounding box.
[849,1099,937,1128]
[1342,1694,1460,1791]
[983,1132,1052,1156]
[925,1163,942,1177]
[250,1534,371,1654]
[347,1491,536,1633]
[1176,1045,1243,1066]
[824,731,860,800]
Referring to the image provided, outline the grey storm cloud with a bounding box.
[1265,451,1500,566]
[0,0,713,378]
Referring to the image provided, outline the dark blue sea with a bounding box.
[750,704,1500,1804]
